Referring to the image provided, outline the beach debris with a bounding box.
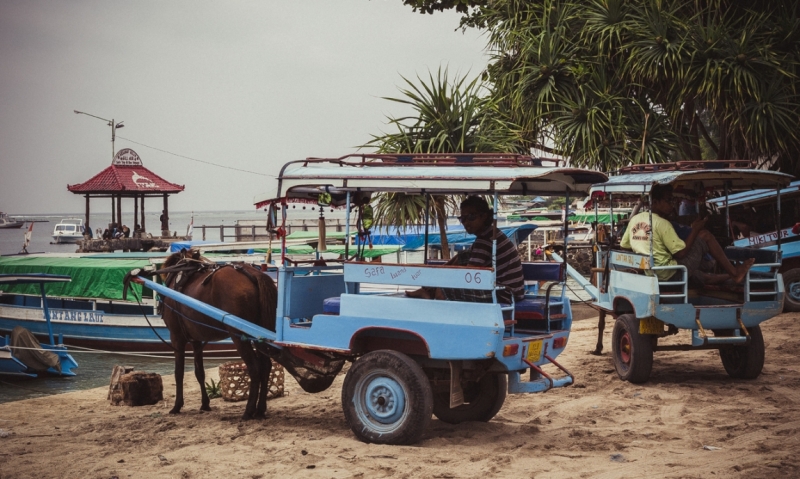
[109,370,164,406]
[703,445,721,451]
[0,429,9,438]
[107,365,135,400]
[610,454,626,462]
[158,454,168,462]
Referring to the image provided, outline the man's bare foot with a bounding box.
[406,288,432,299]
[733,258,756,284]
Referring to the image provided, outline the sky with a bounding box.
[0,1,489,215]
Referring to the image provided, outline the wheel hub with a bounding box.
[789,281,800,301]
[364,377,405,424]
[619,332,632,365]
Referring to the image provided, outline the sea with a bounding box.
[0,209,275,404]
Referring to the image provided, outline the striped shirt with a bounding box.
[442,225,525,304]
[469,225,525,303]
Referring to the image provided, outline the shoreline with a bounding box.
[2,310,798,478]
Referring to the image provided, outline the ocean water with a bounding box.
[0,209,273,256]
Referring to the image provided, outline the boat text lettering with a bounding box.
[51,309,104,323]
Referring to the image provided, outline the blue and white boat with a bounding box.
[0,274,78,377]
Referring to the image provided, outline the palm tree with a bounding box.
[364,68,525,259]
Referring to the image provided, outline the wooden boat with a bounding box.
[0,274,78,377]
[0,212,24,229]
[0,253,234,355]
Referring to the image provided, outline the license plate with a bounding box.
[526,340,543,362]
[639,317,665,335]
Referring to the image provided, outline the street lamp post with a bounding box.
[73,110,124,160]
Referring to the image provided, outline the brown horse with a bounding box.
[158,249,277,420]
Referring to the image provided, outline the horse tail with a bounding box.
[256,268,278,332]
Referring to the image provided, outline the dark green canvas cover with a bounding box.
[0,256,152,301]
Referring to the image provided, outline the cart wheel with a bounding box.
[342,350,432,445]
[432,374,507,424]
[782,269,800,312]
[612,314,653,383]
[717,326,765,379]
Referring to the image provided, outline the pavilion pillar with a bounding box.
[116,195,122,228]
[85,195,90,232]
[111,196,116,226]
[133,194,139,231]
[140,195,146,232]
[162,193,169,236]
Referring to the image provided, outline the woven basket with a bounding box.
[219,359,284,402]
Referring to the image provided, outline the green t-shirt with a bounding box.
[620,211,686,281]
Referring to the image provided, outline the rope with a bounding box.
[128,287,176,351]
[0,378,54,394]
[158,300,230,335]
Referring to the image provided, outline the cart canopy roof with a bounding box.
[706,180,800,209]
[589,161,792,196]
[254,154,608,207]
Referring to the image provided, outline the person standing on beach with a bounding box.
[160,210,169,235]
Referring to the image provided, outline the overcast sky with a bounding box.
[0,1,488,214]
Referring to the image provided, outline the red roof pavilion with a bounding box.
[67,148,184,235]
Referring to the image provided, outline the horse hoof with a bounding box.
[168,408,181,415]
[589,348,603,356]
[200,405,212,412]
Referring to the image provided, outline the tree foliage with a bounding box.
[365,68,525,258]
[402,0,800,175]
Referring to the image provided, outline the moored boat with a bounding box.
[0,254,234,355]
[0,212,24,229]
[0,274,78,377]
[52,218,85,243]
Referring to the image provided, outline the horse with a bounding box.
[155,249,277,420]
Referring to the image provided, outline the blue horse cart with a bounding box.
[565,161,792,383]
[707,180,800,312]
[133,153,607,444]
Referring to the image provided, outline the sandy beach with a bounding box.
[1,306,798,479]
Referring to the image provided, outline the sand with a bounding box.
[1,306,799,479]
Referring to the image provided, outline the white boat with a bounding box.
[52,218,84,243]
[0,212,23,229]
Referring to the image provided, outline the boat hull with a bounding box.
[52,234,83,244]
[0,304,234,356]
[0,222,24,229]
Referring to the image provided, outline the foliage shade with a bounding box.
[402,0,800,175]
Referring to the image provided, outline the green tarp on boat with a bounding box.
[0,256,152,301]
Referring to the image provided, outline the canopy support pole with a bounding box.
[423,193,430,264]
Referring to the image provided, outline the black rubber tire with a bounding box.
[782,268,800,312]
[432,373,507,424]
[718,325,765,379]
[611,314,654,383]
[341,350,433,445]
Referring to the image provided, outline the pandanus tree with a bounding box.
[401,0,800,175]
[364,68,526,259]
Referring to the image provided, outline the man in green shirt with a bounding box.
[620,184,753,284]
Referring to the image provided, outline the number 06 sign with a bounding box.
[344,263,495,290]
